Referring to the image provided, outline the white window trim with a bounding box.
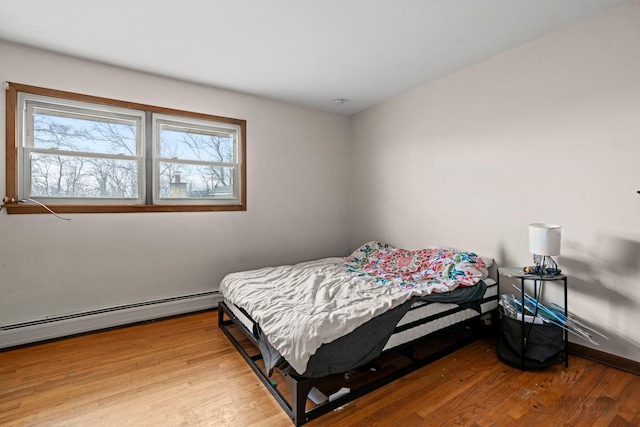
[152,113,242,205]
[18,92,146,205]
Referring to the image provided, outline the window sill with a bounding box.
[3,203,246,214]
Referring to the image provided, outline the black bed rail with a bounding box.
[218,300,497,426]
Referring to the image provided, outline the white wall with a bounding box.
[0,41,351,327]
[3,6,639,364]
[351,4,640,362]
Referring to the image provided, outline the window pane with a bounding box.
[159,124,235,163]
[33,107,138,156]
[30,153,139,198]
[159,162,235,199]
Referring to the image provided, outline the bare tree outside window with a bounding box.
[157,122,236,200]
[29,111,140,199]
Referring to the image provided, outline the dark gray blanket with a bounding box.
[417,279,487,311]
[254,280,488,378]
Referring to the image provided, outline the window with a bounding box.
[153,115,241,205]
[21,94,145,204]
[4,83,246,214]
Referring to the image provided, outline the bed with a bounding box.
[218,242,498,425]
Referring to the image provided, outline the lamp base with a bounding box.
[529,255,561,277]
[524,265,561,277]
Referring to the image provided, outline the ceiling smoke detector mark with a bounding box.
[332,98,347,105]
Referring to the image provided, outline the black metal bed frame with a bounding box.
[218,298,497,426]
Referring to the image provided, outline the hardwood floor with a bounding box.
[1,311,638,427]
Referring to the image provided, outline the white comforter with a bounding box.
[220,258,411,375]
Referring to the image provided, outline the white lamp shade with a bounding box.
[529,223,562,256]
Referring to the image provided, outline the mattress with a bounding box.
[222,278,497,371]
[384,278,497,349]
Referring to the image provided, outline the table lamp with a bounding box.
[529,223,562,276]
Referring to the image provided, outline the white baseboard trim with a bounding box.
[0,291,221,349]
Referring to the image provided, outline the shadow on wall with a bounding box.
[496,244,518,271]
[562,234,640,357]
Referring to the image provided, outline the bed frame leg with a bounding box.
[283,373,318,426]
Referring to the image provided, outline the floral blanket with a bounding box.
[345,241,489,295]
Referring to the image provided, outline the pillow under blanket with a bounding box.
[344,241,489,293]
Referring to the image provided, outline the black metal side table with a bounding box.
[497,267,568,370]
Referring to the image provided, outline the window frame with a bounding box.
[4,82,247,214]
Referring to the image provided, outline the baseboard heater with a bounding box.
[0,290,221,349]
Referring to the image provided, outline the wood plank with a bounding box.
[0,311,638,426]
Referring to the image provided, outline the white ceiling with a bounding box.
[0,0,632,115]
